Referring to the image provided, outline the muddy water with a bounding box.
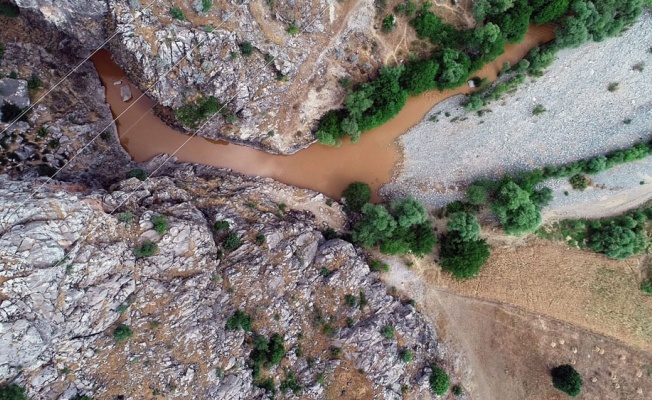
[92,26,553,201]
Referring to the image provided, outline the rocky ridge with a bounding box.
[0,168,454,399]
[11,0,386,154]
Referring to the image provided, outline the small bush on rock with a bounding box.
[429,365,450,395]
[126,168,147,181]
[133,240,158,258]
[226,309,253,331]
[151,215,169,234]
[113,324,134,342]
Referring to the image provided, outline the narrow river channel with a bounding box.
[92,25,553,201]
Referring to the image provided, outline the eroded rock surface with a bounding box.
[0,169,453,399]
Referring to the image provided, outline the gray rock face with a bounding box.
[0,168,448,399]
[11,0,385,154]
[0,78,30,108]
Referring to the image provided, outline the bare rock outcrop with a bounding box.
[0,169,454,399]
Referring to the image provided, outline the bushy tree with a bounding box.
[531,187,553,209]
[588,224,643,259]
[488,0,532,43]
[491,181,542,235]
[342,182,371,213]
[551,364,583,397]
[429,365,450,395]
[380,221,436,256]
[391,197,428,228]
[435,49,471,89]
[440,234,491,279]
[400,59,439,96]
[226,309,253,331]
[351,203,397,247]
[467,184,488,205]
[447,212,481,242]
[530,0,570,25]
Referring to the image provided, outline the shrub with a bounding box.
[352,203,397,247]
[440,234,491,279]
[0,384,27,400]
[201,0,212,12]
[551,364,582,397]
[330,346,342,358]
[176,96,221,129]
[113,324,134,342]
[286,21,299,35]
[27,74,42,90]
[532,104,546,115]
[223,232,241,251]
[280,370,302,394]
[399,349,413,363]
[641,281,652,295]
[382,14,396,33]
[214,220,229,232]
[133,240,158,258]
[467,185,488,205]
[151,215,169,234]
[254,378,276,396]
[391,197,428,228]
[369,259,390,273]
[255,233,265,245]
[607,82,619,92]
[249,333,286,378]
[429,366,450,395]
[169,7,185,20]
[345,294,358,307]
[569,174,590,191]
[126,168,147,181]
[0,103,28,123]
[226,309,253,331]
[118,211,135,224]
[342,181,371,212]
[239,41,254,56]
[447,212,481,242]
[452,384,464,395]
[0,43,4,60]
[380,325,395,339]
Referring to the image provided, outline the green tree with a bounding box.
[488,0,532,43]
[551,364,583,397]
[530,0,569,25]
[226,309,253,331]
[380,221,436,256]
[467,185,488,205]
[352,204,397,247]
[382,14,396,33]
[429,365,450,395]
[440,234,491,279]
[491,181,542,235]
[435,49,471,89]
[391,197,428,228]
[447,212,481,241]
[399,59,439,96]
[341,181,371,213]
[588,224,643,259]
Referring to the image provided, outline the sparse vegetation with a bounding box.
[176,96,222,129]
[223,232,241,251]
[452,384,463,395]
[380,325,395,339]
[280,370,302,394]
[369,259,390,273]
[249,333,286,379]
[27,74,42,90]
[225,309,253,331]
[133,240,158,258]
[113,324,134,342]
[201,0,212,12]
[532,104,546,115]
[214,220,229,232]
[286,21,300,35]
[429,365,450,395]
[607,82,619,92]
[551,364,583,397]
[118,211,135,225]
[399,349,413,363]
[0,384,27,400]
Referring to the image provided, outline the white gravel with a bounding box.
[383,12,652,218]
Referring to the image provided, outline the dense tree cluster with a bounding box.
[316,0,648,145]
[440,212,491,279]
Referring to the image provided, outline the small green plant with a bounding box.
[133,240,158,258]
[429,366,450,395]
[214,220,229,232]
[100,130,111,141]
[115,303,129,314]
[339,76,352,88]
[267,130,275,136]
[381,14,396,33]
[345,294,358,307]
[151,215,169,234]
[569,174,590,191]
[113,324,134,342]
[201,0,212,12]
[641,281,652,295]
[239,41,254,57]
[205,25,214,32]
[315,373,325,385]
[452,384,464,396]
[532,104,546,115]
[254,378,276,396]
[320,267,331,277]
[286,21,300,35]
[226,309,253,331]
[176,96,222,129]
[223,232,241,251]
[37,125,48,137]
[48,138,60,149]
[170,7,185,20]
[632,62,645,72]
[226,114,238,124]
[380,325,395,339]
[607,82,619,92]
[126,168,147,181]
[255,233,265,245]
[0,43,4,60]
[280,370,302,394]
[399,349,413,363]
[329,346,342,358]
[624,118,632,124]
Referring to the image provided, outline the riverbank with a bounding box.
[94,26,552,202]
[384,13,652,219]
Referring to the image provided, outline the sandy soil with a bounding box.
[383,261,652,400]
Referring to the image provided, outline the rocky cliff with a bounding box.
[9,0,392,154]
[0,168,453,399]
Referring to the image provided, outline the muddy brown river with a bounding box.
[92,26,553,201]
